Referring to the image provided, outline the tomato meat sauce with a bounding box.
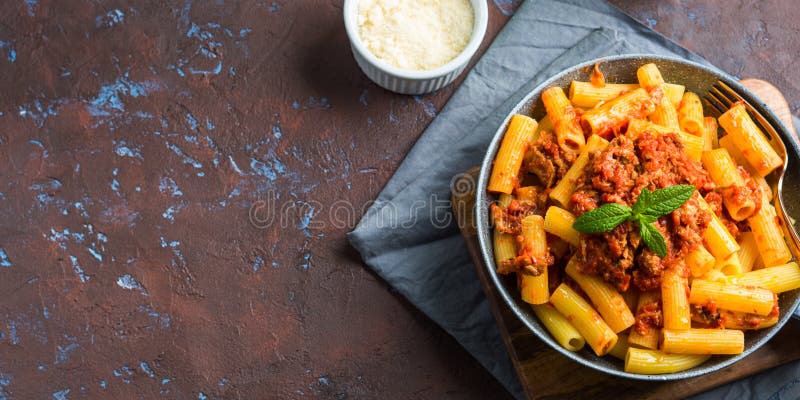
[571,132,714,293]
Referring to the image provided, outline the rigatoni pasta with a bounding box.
[487,61,794,375]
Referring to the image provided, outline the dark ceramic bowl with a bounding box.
[475,54,800,380]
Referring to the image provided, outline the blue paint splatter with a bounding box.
[253,255,265,272]
[140,361,155,378]
[268,2,278,12]
[52,389,70,400]
[272,261,279,268]
[166,142,203,169]
[114,140,143,159]
[319,376,329,385]
[87,247,103,262]
[162,205,183,222]
[0,248,11,267]
[100,380,106,388]
[645,17,657,29]
[96,9,125,28]
[42,305,50,319]
[117,274,147,295]
[7,321,19,345]
[218,377,229,387]
[413,96,436,117]
[0,41,16,62]
[55,338,79,364]
[491,0,521,16]
[113,365,135,384]
[30,178,62,193]
[69,255,90,282]
[295,97,331,110]
[186,113,199,130]
[359,89,368,106]
[205,117,216,130]
[86,73,158,117]
[198,392,208,400]
[24,0,37,16]
[159,177,183,197]
[250,157,285,181]
[272,124,282,138]
[17,98,66,127]
[184,135,199,144]
[300,252,311,270]
[688,12,696,21]
[298,204,315,238]
[239,28,251,37]
[228,155,244,175]
[38,365,46,371]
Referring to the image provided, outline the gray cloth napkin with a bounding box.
[347,0,800,398]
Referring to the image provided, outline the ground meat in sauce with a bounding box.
[527,130,576,188]
[634,298,663,335]
[570,132,714,292]
[490,199,537,235]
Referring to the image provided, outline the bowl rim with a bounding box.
[475,53,800,381]
[342,0,489,80]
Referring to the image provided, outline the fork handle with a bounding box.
[740,79,798,143]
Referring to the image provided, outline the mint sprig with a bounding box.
[572,185,695,258]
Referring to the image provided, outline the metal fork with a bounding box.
[704,80,800,263]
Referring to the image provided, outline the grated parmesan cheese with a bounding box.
[357,0,474,71]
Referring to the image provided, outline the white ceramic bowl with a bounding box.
[343,0,489,95]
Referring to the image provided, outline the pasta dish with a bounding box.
[487,62,799,374]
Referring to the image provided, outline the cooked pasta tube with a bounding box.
[565,257,635,333]
[581,88,655,138]
[748,199,792,267]
[717,252,744,276]
[702,116,718,151]
[696,195,740,259]
[736,232,761,273]
[569,81,639,108]
[488,114,538,194]
[542,87,586,155]
[519,215,549,304]
[608,333,630,360]
[664,83,686,107]
[550,283,618,356]
[492,231,516,268]
[662,328,744,355]
[723,262,800,293]
[662,267,691,330]
[515,186,538,202]
[718,134,759,177]
[637,64,680,130]
[549,135,609,207]
[628,290,661,350]
[625,348,710,374]
[678,92,704,135]
[497,193,513,207]
[531,303,585,352]
[686,246,716,278]
[543,206,580,247]
[717,103,783,177]
[721,310,779,330]
[677,132,704,162]
[689,279,776,316]
[702,148,742,188]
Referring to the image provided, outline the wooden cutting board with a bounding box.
[451,79,800,399]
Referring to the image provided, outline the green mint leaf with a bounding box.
[637,185,695,218]
[631,188,652,216]
[639,220,667,258]
[572,203,632,234]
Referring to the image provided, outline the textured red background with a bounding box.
[0,1,797,399]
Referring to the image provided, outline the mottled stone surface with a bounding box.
[0,1,795,399]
